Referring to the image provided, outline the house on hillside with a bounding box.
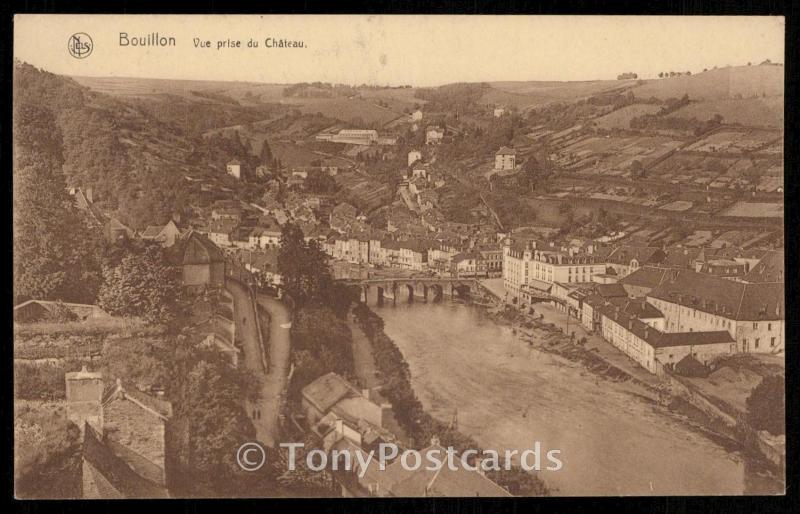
[425,126,444,145]
[494,147,517,171]
[410,109,423,122]
[226,160,242,180]
[180,233,226,293]
[139,220,183,248]
[407,150,422,167]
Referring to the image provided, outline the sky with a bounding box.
[15,15,785,86]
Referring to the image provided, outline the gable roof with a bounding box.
[301,372,357,414]
[495,146,516,156]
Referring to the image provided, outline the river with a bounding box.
[373,301,775,496]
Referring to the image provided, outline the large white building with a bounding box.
[503,240,607,301]
[646,269,784,354]
[334,129,379,145]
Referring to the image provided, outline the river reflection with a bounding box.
[373,301,781,496]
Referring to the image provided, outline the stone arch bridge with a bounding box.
[340,277,482,306]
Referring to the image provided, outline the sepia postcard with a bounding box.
[12,14,785,500]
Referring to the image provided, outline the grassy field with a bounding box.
[630,65,783,101]
[292,97,403,125]
[592,103,663,130]
[666,97,783,128]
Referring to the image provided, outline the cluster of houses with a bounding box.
[322,201,504,278]
[300,372,510,497]
[502,236,785,375]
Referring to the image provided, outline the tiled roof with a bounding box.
[607,246,665,265]
[618,266,670,290]
[599,303,733,349]
[301,372,357,414]
[495,146,517,156]
[594,283,628,298]
[207,219,239,235]
[82,424,169,498]
[648,269,784,321]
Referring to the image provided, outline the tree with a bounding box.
[631,159,645,178]
[746,375,784,436]
[97,244,180,322]
[277,222,332,307]
[260,139,274,165]
[13,102,104,304]
[305,169,338,194]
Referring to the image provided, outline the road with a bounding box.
[225,280,273,445]
[256,293,292,448]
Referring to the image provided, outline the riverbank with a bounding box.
[372,300,782,495]
[352,303,551,497]
[474,296,784,493]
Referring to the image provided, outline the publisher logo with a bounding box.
[68,33,93,59]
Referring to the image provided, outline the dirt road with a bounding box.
[256,294,292,447]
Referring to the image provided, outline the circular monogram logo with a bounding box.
[68,33,93,59]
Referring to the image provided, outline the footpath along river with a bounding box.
[374,301,776,496]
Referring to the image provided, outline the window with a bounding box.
[755,338,760,349]
[768,323,772,331]
[771,337,776,347]
[753,322,758,330]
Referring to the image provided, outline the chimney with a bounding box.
[65,366,104,435]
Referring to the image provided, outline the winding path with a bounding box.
[226,281,291,447]
[256,294,292,447]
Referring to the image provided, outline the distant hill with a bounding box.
[630,65,783,101]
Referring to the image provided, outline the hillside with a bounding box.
[483,80,631,109]
[16,63,260,229]
[630,65,783,100]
